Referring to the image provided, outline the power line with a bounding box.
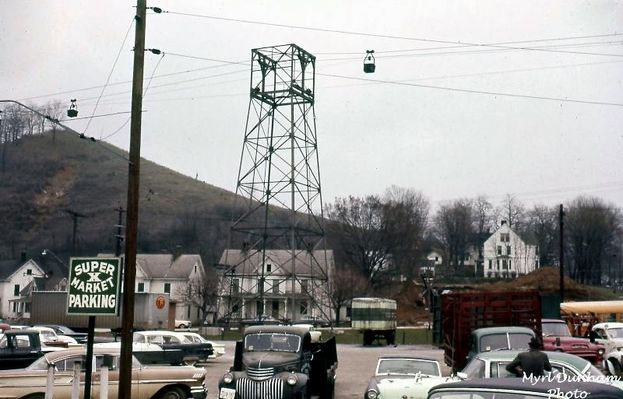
[82,18,135,135]
[318,72,623,107]
[316,33,623,55]
[163,10,623,58]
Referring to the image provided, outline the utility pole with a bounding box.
[118,1,146,398]
[559,204,565,304]
[65,209,87,254]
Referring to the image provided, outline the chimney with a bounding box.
[173,245,182,260]
[20,251,27,262]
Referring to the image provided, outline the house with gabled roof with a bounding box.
[0,253,46,320]
[482,221,539,278]
[131,254,206,325]
[216,249,333,324]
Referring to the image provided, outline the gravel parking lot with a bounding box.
[202,341,448,399]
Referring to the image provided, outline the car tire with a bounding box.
[183,357,198,366]
[158,386,187,399]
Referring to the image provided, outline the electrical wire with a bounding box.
[163,10,623,58]
[100,52,165,141]
[318,72,623,107]
[82,18,135,135]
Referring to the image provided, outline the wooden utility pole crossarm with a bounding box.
[118,1,146,398]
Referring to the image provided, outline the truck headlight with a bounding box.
[618,347,623,352]
[223,372,234,384]
[598,348,605,355]
[286,373,298,386]
[366,389,379,399]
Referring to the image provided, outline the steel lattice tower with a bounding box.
[222,44,330,323]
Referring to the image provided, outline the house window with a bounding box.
[14,284,20,296]
[300,301,308,315]
[509,259,512,269]
[26,269,32,275]
[272,280,279,294]
[12,302,17,312]
[187,305,191,318]
[502,259,508,269]
[497,246,502,255]
[507,245,511,255]
[488,260,492,269]
[300,280,308,293]
[256,301,264,316]
[496,259,500,269]
[266,263,272,273]
[164,283,171,294]
[138,282,144,292]
[232,279,240,294]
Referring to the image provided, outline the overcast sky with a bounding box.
[2,0,622,210]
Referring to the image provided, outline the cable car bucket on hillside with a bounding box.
[67,99,78,118]
[363,50,376,73]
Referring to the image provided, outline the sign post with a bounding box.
[67,257,121,399]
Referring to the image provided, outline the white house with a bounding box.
[216,249,334,324]
[482,221,539,278]
[133,254,206,325]
[99,253,206,325]
[0,254,46,320]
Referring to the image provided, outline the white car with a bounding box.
[28,326,80,348]
[593,322,623,374]
[175,319,192,329]
[181,332,225,358]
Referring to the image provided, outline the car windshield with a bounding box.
[244,333,301,352]
[606,327,623,339]
[461,358,486,378]
[542,322,572,337]
[377,358,440,376]
[480,333,532,352]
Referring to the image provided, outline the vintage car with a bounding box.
[175,319,192,329]
[592,322,623,374]
[364,355,452,399]
[466,326,535,363]
[180,332,225,358]
[0,347,208,399]
[428,377,623,399]
[34,324,88,344]
[541,319,604,364]
[132,330,213,365]
[29,326,80,347]
[459,350,623,389]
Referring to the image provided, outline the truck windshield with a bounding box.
[606,327,623,339]
[244,333,301,352]
[542,322,572,337]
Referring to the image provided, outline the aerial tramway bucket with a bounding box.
[67,99,78,118]
[363,50,376,73]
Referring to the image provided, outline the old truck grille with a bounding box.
[236,377,284,399]
[246,366,275,380]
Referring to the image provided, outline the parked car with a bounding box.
[29,326,79,347]
[459,350,623,389]
[364,355,452,399]
[133,330,213,365]
[175,319,192,329]
[0,347,208,399]
[591,322,623,374]
[466,326,535,363]
[428,377,622,399]
[180,332,225,358]
[34,324,88,344]
[541,319,604,364]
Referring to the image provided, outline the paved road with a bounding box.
[202,341,448,399]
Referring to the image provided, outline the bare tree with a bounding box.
[328,264,368,325]
[325,195,389,286]
[496,194,525,229]
[433,199,475,274]
[565,196,621,285]
[382,186,430,279]
[525,204,558,266]
[175,267,221,324]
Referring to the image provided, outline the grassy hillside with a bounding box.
[0,130,241,264]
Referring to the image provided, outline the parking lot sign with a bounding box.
[67,257,121,315]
